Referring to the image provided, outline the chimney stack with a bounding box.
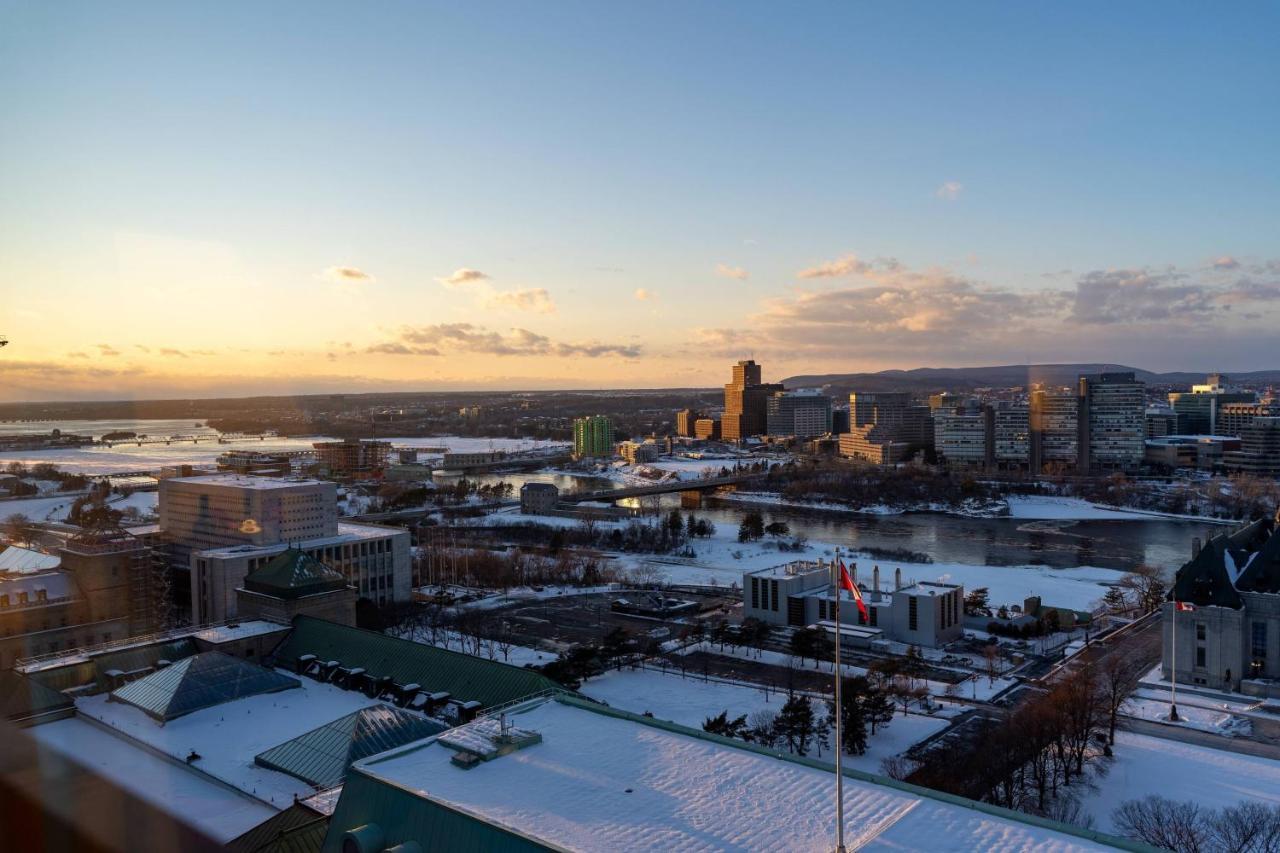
[851,562,858,587]
[894,567,902,590]
[873,565,880,594]
[1192,537,1202,558]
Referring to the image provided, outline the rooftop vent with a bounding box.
[441,714,542,770]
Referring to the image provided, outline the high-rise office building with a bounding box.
[839,392,933,464]
[1168,375,1254,435]
[1224,417,1280,477]
[1218,401,1280,438]
[1029,390,1079,473]
[573,415,615,458]
[766,389,833,438]
[990,402,1030,470]
[675,409,699,437]
[722,360,782,441]
[933,410,987,467]
[1078,372,1146,472]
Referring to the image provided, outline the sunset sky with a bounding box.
[2,2,1278,401]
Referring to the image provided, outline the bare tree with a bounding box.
[3,513,32,546]
[1118,564,1168,614]
[1112,796,1209,853]
[1208,802,1280,853]
[1097,654,1144,746]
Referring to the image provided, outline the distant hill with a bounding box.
[781,364,1280,395]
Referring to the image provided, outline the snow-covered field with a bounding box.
[28,717,278,843]
[0,434,568,475]
[1082,732,1280,832]
[0,489,158,523]
[577,666,948,773]
[392,627,556,667]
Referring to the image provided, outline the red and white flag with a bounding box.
[1175,601,1196,612]
[837,559,869,622]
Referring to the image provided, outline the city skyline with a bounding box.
[3,2,1280,401]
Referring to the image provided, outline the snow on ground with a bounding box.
[1082,732,1280,832]
[578,667,949,773]
[108,490,158,518]
[1122,695,1251,737]
[28,717,278,843]
[0,493,85,522]
[1004,495,1223,522]
[401,436,569,456]
[75,672,381,808]
[618,517,1123,612]
[674,641,1016,703]
[392,627,556,667]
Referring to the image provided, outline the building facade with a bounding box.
[572,415,615,458]
[1029,389,1079,473]
[312,439,393,477]
[839,392,933,465]
[1224,418,1280,477]
[1078,372,1146,472]
[1163,516,1280,698]
[722,360,783,442]
[693,418,721,441]
[766,389,833,438]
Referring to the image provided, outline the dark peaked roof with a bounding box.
[256,703,446,788]
[109,651,300,722]
[0,670,73,722]
[1172,517,1280,608]
[243,548,348,600]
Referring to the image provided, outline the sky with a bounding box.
[1,2,1278,401]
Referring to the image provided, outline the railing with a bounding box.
[14,614,291,670]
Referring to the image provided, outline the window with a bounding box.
[1252,622,1267,660]
[1196,646,1206,667]
[770,580,779,612]
[908,597,918,631]
[750,578,759,609]
[1196,623,1206,642]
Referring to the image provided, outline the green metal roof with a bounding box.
[0,670,73,722]
[273,615,563,710]
[29,637,199,694]
[226,803,328,853]
[109,650,300,722]
[245,548,348,600]
[256,703,446,789]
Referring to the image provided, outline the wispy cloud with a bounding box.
[486,287,557,314]
[715,264,749,281]
[1211,255,1241,270]
[633,288,653,301]
[159,347,188,358]
[369,323,641,359]
[96,344,121,357]
[935,181,964,201]
[436,268,490,288]
[320,266,375,284]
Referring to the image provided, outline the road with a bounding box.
[1120,717,1280,760]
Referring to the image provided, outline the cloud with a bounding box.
[67,351,89,359]
[1212,256,1241,270]
[134,345,151,353]
[436,268,490,288]
[935,181,964,201]
[96,344,121,357]
[370,323,641,359]
[796,254,907,280]
[485,288,557,314]
[715,264,749,281]
[159,348,188,358]
[320,266,375,284]
[1069,267,1280,324]
[633,288,653,301]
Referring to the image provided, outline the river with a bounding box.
[2,419,1208,574]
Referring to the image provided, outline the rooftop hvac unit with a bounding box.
[295,653,317,674]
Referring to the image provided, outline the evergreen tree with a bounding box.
[776,695,816,756]
[831,677,870,756]
[702,710,749,740]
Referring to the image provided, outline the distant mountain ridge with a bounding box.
[781,364,1280,394]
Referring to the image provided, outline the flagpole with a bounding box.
[1169,601,1180,722]
[832,550,846,853]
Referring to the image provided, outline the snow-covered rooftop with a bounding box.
[195,521,401,558]
[190,620,291,644]
[353,697,1116,852]
[0,545,61,574]
[165,474,328,490]
[75,670,383,807]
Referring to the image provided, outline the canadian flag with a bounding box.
[1175,601,1196,612]
[838,559,869,622]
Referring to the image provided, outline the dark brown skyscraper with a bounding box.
[723,359,781,441]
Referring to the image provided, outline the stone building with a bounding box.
[1163,513,1280,698]
[235,548,356,626]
